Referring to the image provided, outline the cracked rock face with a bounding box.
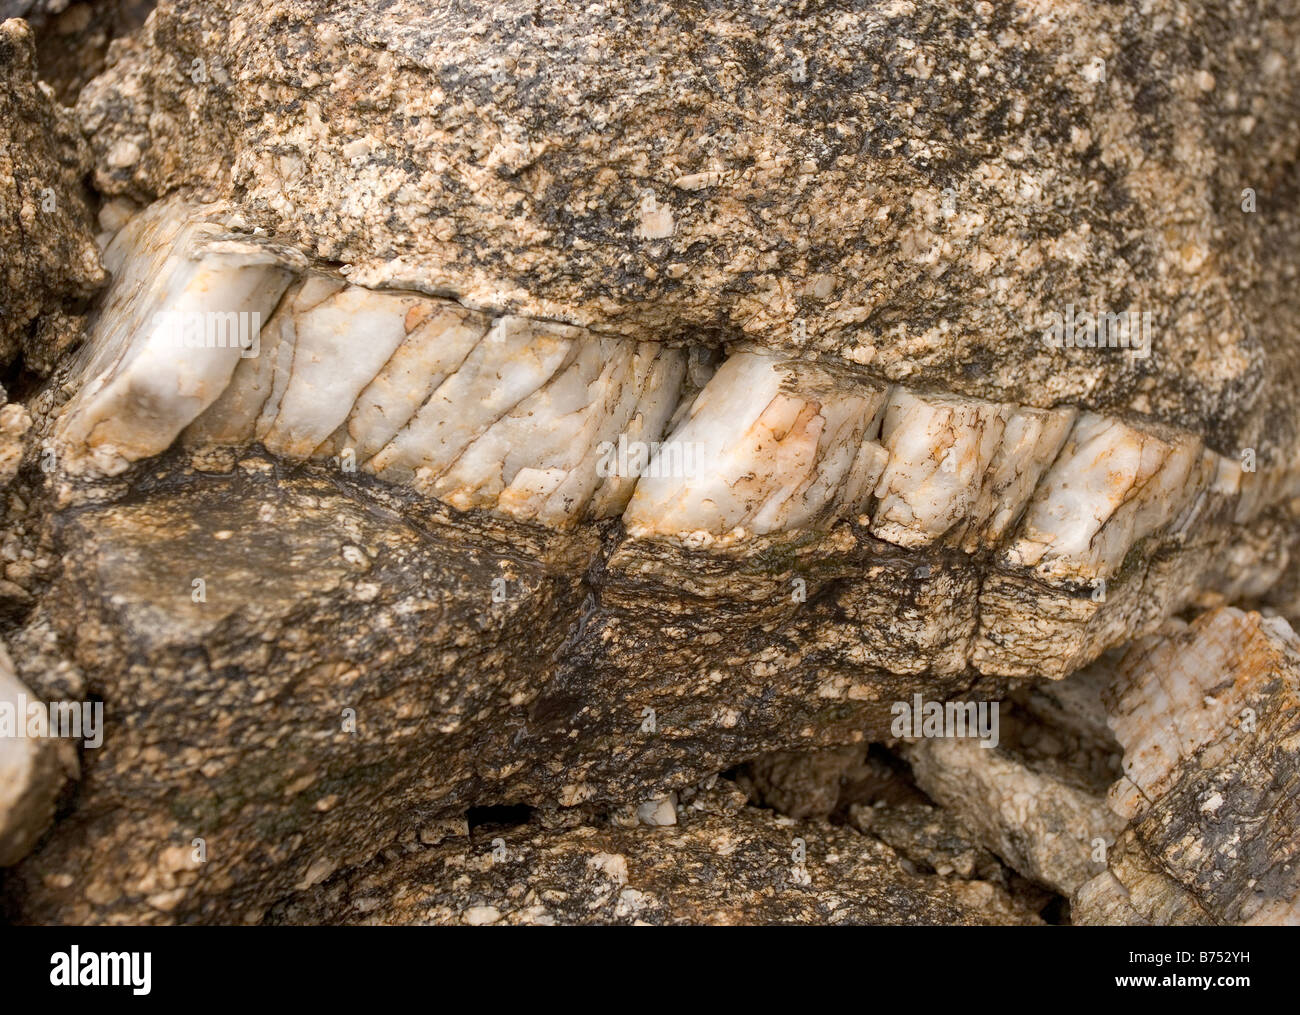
[45,195,1300,688]
[1,0,1298,928]
[902,681,1127,896]
[0,1,154,105]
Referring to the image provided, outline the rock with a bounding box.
[1,460,591,923]
[74,1,1300,473]
[47,195,1298,693]
[744,745,865,820]
[0,451,1008,923]
[1075,608,1300,925]
[263,801,1041,926]
[1,1,155,106]
[904,737,1125,896]
[53,196,301,475]
[2,0,1298,928]
[0,17,105,372]
[633,794,677,828]
[0,638,77,866]
[902,672,1127,895]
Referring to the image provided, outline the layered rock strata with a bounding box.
[49,196,1300,683]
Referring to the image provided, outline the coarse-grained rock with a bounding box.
[0,17,105,373]
[1,457,591,923]
[3,451,1027,924]
[75,0,1300,469]
[45,194,1300,692]
[743,745,866,820]
[262,797,1041,926]
[3,0,1298,929]
[1,1,155,105]
[848,800,1009,885]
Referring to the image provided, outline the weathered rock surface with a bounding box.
[46,194,1300,695]
[901,667,1127,895]
[263,791,1040,926]
[76,0,1300,470]
[1,0,1298,929]
[3,452,1022,923]
[0,16,105,372]
[1075,608,1300,925]
[1,1,155,105]
[30,184,1300,919]
[2,459,589,923]
[0,638,76,866]
[848,800,1009,885]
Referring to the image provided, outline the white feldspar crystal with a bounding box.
[187,277,686,527]
[367,314,584,483]
[1156,448,1236,542]
[259,283,432,459]
[635,793,678,826]
[1234,453,1300,524]
[69,195,1292,552]
[184,276,341,449]
[366,316,685,526]
[417,334,684,526]
[954,405,1077,551]
[68,197,688,529]
[869,390,1011,548]
[329,300,490,462]
[588,347,693,517]
[55,198,298,476]
[622,352,889,546]
[864,392,1075,551]
[1003,412,1210,580]
[187,277,494,461]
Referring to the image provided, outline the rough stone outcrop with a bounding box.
[0,16,105,372]
[75,0,1300,466]
[1,1,155,105]
[0,638,76,866]
[1,0,1298,928]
